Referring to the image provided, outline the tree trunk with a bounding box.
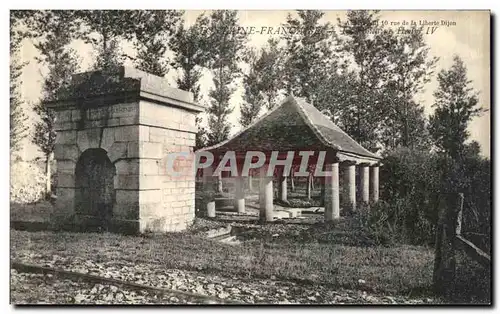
[45,154,51,197]
[290,170,295,192]
[433,193,462,297]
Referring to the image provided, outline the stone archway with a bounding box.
[75,148,116,230]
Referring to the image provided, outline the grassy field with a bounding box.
[11,215,436,298]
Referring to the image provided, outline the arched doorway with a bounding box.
[75,148,116,230]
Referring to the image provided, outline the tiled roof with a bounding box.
[202,96,380,160]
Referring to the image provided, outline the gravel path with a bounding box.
[11,252,438,305]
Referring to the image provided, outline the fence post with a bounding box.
[433,192,464,297]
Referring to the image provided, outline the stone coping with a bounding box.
[44,66,204,113]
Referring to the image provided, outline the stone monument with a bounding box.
[46,67,203,233]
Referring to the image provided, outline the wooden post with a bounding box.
[433,192,463,297]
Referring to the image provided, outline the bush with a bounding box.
[379,148,442,244]
[373,147,491,247]
[10,160,46,204]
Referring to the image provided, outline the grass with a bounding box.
[10,216,435,297]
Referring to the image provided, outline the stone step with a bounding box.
[273,209,302,219]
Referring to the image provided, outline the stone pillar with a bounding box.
[259,165,274,222]
[370,165,380,203]
[248,174,254,192]
[279,170,288,202]
[203,165,216,218]
[324,162,340,221]
[206,200,216,218]
[359,165,370,204]
[203,166,214,191]
[234,175,245,213]
[216,173,223,193]
[343,162,356,211]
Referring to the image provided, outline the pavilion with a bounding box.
[200,96,382,222]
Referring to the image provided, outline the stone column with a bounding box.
[234,174,245,213]
[217,172,223,193]
[279,170,288,202]
[343,162,356,211]
[259,165,274,222]
[359,164,370,204]
[248,173,254,192]
[202,166,214,192]
[324,162,340,221]
[370,165,380,203]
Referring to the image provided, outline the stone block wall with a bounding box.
[137,100,197,232]
[49,67,203,234]
[52,100,198,233]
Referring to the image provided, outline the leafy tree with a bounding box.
[170,14,212,149]
[131,10,183,77]
[382,26,438,149]
[429,55,485,159]
[240,38,284,127]
[256,38,284,110]
[281,10,337,105]
[76,10,135,71]
[240,48,264,127]
[30,10,80,196]
[205,10,247,146]
[10,11,30,157]
[336,10,394,149]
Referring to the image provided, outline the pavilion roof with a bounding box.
[201,96,381,162]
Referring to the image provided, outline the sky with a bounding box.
[17,10,490,159]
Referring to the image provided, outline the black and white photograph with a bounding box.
[9,8,491,305]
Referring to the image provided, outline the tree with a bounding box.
[240,48,264,127]
[205,10,247,146]
[240,38,284,127]
[429,55,485,160]
[30,11,80,196]
[255,39,284,110]
[382,26,438,150]
[337,10,394,149]
[131,10,183,77]
[170,14,212,149]
[76,10,135,71]
[10,11,30,157]
[282,10,337,105]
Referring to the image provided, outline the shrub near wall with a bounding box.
[365,147,491,247]
[10,160,46,204]
[378,147,442,244]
